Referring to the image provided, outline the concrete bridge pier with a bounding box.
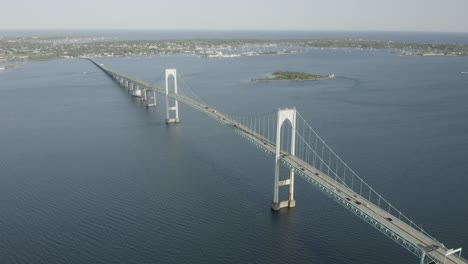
[135,86,141,98]
[272,108,297,211]
[142,88,147,101]
[165,69,180,123]
[146,90,157,107]
[131,84,136,96]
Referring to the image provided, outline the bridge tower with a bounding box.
[272,108,296,210]
[165,69,180,123]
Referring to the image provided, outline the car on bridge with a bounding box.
[427,245,440,252]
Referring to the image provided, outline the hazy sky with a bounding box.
[2,0,468,32]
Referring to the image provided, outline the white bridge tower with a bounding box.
[272,108,297,210]
[165,69,180,123]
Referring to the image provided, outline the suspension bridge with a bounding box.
[88,59,466,264]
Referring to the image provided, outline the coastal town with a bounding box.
[1,36,468,63]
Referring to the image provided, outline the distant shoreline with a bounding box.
[2,36,468,63]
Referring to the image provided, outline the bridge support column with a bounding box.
[147,90,157,107]
[132,84,138,97]
[272,108,296,211]
[135,86,141,98]
[165,69,179,123]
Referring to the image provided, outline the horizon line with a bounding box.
[1,28,468,34]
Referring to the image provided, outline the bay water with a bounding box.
[1,47,468,263]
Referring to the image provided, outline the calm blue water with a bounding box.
[1,47,468,264]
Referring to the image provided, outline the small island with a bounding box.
[256,71,334,81]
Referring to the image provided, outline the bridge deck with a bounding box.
[89,59,466,264]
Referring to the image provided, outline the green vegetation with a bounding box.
[256,71,329,81]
